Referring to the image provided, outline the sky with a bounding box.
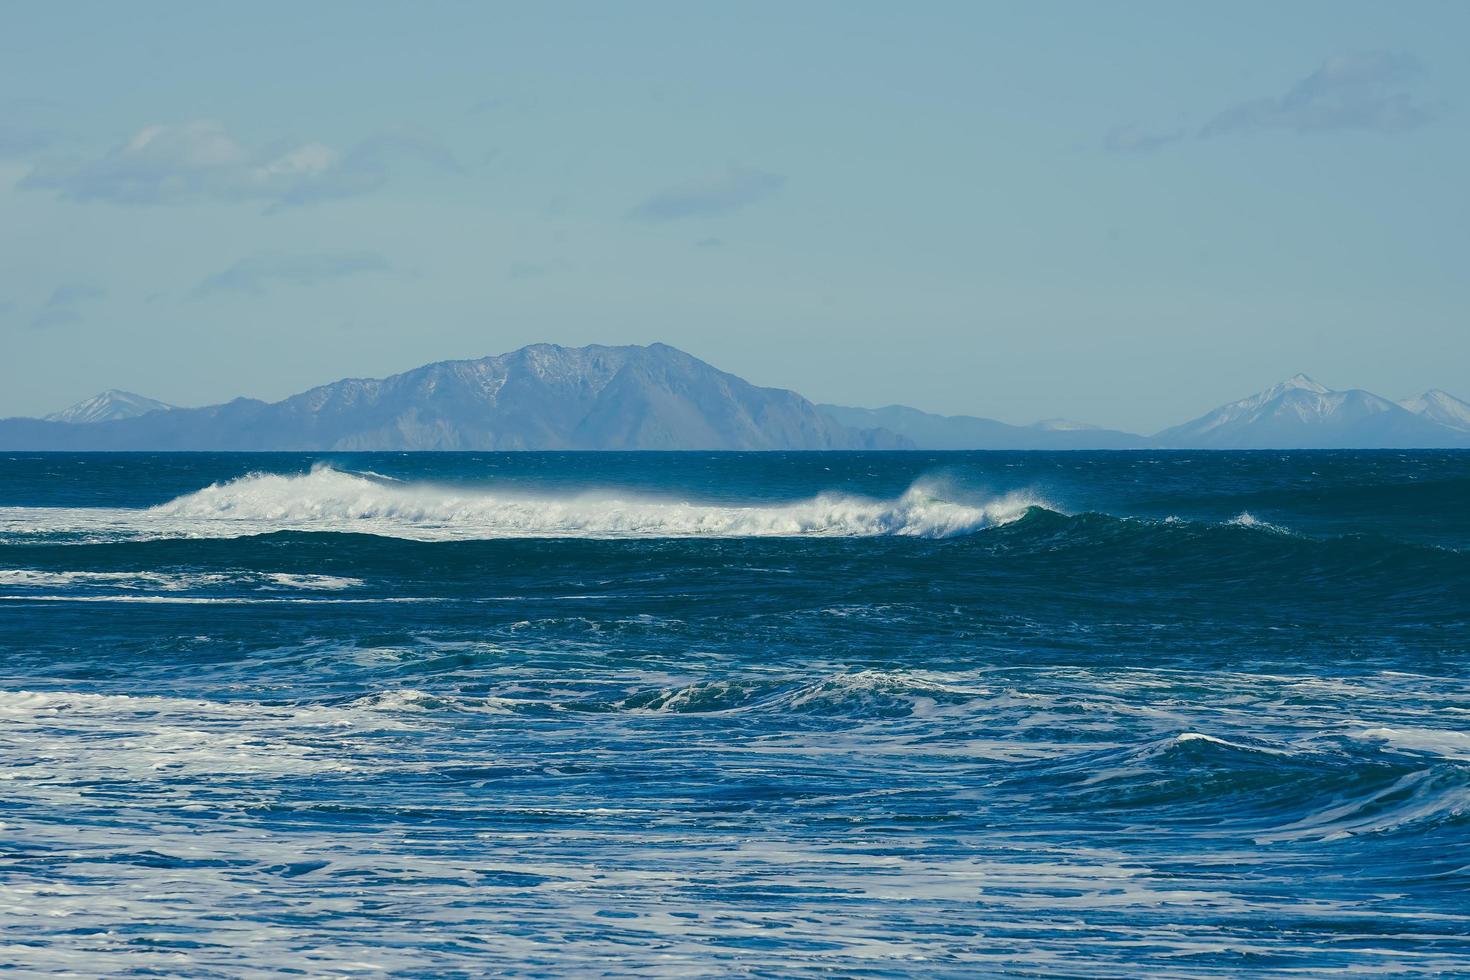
[2,1,1467,433]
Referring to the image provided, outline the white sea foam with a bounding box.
[1356,726,1470,761]
[0,466,1047,542]
[1227,511,1290,534]
[265,572,363,590]
[0,688,408,786]
[0,569,362,591]
[4,667,1470,975]
[0,569,229,590]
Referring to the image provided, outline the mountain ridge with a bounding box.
[8,355,1469,450]
[1398,389,1470,433]
[44,389,175,424]
[1153,373,1467,449]
[816,404,1149,450]
[2,344,910,451]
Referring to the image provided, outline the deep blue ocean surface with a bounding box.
[2,451,1468,977]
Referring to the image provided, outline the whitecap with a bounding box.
[0,466,1051,543]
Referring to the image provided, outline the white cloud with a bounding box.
[1203,51,1440,137]
[22,120,454,208]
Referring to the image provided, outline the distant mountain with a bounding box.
[1154,374,1469,449]
[1030,418,1103,432]
[44,389,174,424]
[818,404,1148,449]
[1399,389,1470,433]
[0,344,909,451]
[7,357,1467,452]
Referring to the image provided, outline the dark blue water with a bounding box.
[2,452,1467,977]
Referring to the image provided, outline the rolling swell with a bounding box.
[4,503,1464,612]
[1011,731,1470,837]
[4,452,1470,976]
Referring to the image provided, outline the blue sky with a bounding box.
[2,1,1466,432]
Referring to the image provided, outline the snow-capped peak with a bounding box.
[1152,372,1470,448]
[1198,374,1337,427]
[1399,389,1470,433]
[1268,373,1330,397]
[45,390,175,424]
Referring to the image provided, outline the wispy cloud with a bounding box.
[194,251,391,296]
[1107,51,1441,153]
[32,282,105,328]
[1203,52,1440,137]
[630,167,785,222]
[22,120,456,208]
[1103,124,1185,154]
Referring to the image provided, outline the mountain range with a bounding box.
[818,404,1148,450]
[0,344,904,451]
[2,345,1467,450]
[1153,374,1469,449]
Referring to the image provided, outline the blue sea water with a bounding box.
[1,451,1468,977]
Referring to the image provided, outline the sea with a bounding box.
[1,451,1467,978]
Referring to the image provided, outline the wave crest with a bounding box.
[140,467,1044,540]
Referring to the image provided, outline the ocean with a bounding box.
[1,451,1467,977]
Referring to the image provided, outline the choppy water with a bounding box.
[2,451,1468,977]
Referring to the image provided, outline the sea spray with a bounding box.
[138,466,1048,539]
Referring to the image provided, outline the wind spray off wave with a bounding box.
[5,466,1047,542]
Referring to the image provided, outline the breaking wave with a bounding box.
[35,466,1048,541]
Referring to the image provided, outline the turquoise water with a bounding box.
[2,451,1468,976]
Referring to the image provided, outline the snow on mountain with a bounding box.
[1164,373,1328,439]
[44,390,174,424]
[4,345,910,451]
[1399,389,1470,433]
[1155,375,1469,449]
[11,361,1468,451]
